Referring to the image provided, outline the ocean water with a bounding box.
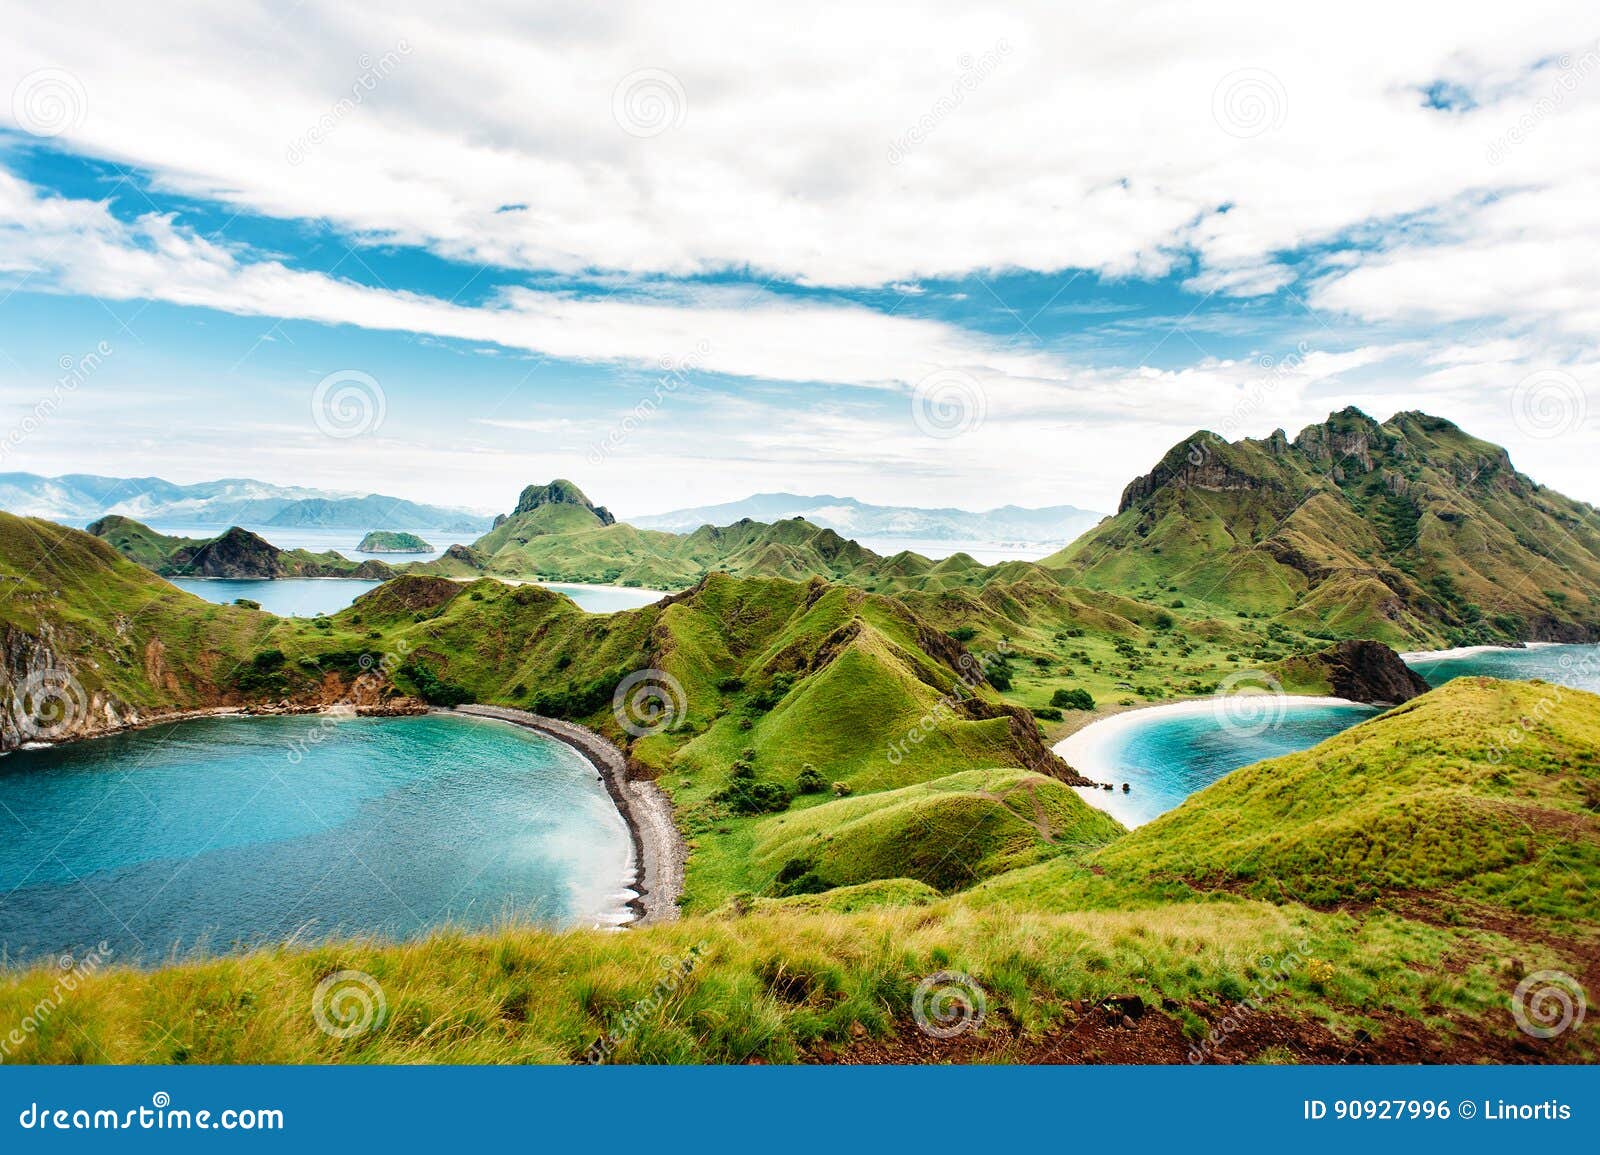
[171,577,382,617]
[1406,643,1600,694]
[1067,704,1379,828]
[172,577,666,617]
[143,523,456,563]
[1062,643,1600,828]
[0,714,633,964]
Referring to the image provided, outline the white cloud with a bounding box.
[0,0,1593,305]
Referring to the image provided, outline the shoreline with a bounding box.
[1054,694,1372,824]
[450,704,684,927]
[1399,641,1562,662]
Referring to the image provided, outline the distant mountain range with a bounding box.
[628,493,1106,544]
[0,473,493,534]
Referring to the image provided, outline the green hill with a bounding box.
[88,515,394,580]
[1090,677,1600,911]
[3,676,1594,1064]
[1043,409,1600,648]
[357,530,433,553]
[749,768,1123,893]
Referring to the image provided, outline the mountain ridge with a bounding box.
[0,472,493,534]
[630,491,1106,543]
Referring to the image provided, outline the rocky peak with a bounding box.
[1291,407,1386,474]
[510,479,615,525]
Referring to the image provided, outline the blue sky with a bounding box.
[0,2,1595,516]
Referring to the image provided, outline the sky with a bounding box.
[0,0,1596,518]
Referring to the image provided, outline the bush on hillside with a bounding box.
[1051,687,1095,711]
[795,764,827,794]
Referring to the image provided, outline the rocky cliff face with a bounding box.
[0,622,138,749]
[1306,640,1431,705]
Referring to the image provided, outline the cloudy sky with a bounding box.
[0,0,1596,517]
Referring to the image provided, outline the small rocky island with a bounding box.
[356,530,435,553]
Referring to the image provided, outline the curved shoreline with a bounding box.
[1054,694,1373,826]
[450,704,684,927]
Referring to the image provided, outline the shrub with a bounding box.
[401,662,472,707]
[1051,687,1095,711]
[232,598,261,610]
[795,764,826,794]
[986,669,1012,691]
[1034,706,1064,721]
[713,775,791,815]
[948,626,977,643]
[831,781,852,797]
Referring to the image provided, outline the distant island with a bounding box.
[357,531,434,553]
[0,472,492,534]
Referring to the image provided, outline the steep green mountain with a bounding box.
[88,516,394,579]
[425,479,912,590]
[356,530,434,553]
[1043,409,1600,648]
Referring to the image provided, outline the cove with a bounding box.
[172,577,666,617]
[0,713,634,965]
[1057,643,1600,828]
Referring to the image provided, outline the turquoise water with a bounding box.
[178,572,665,617]
[1065,643,1600,827]
[1070,704,1378,827]
[171,577,380,617]
[173,577,664,617]
[0,714,633,964]
[536,583,665,613]
[1407,643,1600,693]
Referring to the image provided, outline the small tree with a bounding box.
[1051,687,1095,711]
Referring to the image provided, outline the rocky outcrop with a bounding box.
[171,526,290,578]
[1306,640,1431,705]
[512,479,615,525]
[0,622,137,750]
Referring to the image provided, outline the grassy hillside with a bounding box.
[1044,409,1600,649]
[0,512,283,737]
[1,679,1593,1064]
[88,515,392,579]
[1090,677,1600,911]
